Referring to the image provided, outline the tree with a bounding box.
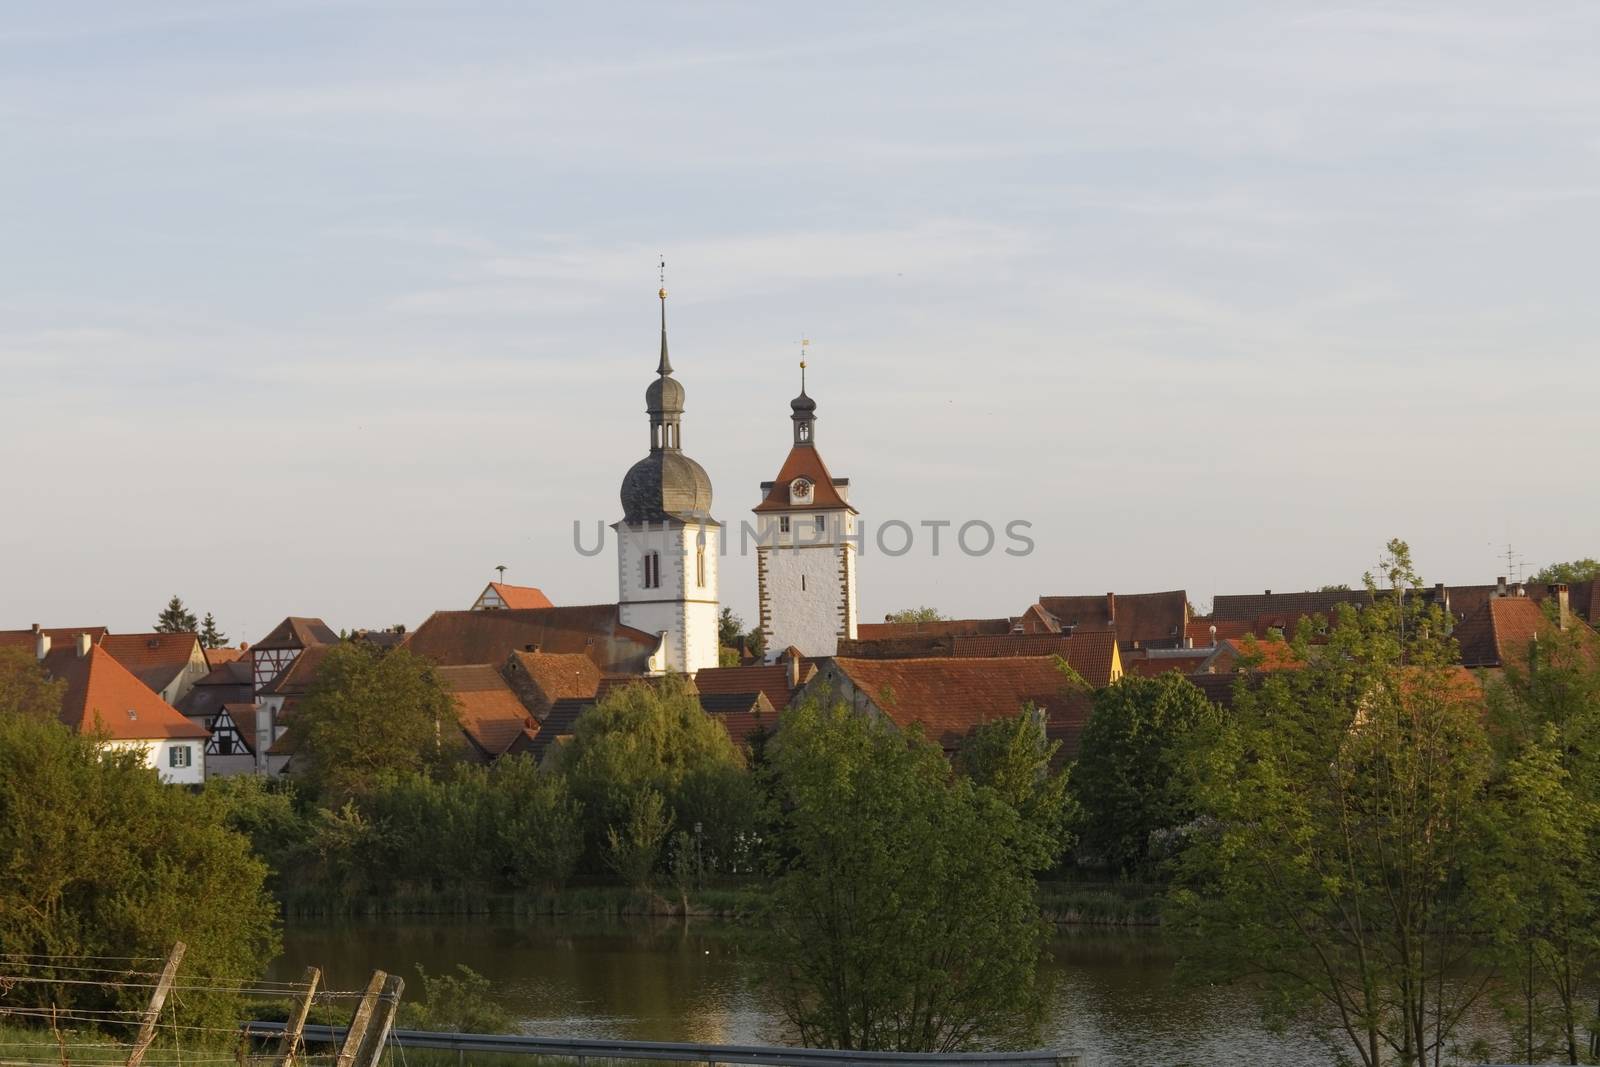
[1072,673,1219,877]
[554,674,753,880]
[957,707,1076,870]
[154,594,198,633]
[0,713,278,1030]
[758,696,1050,1051]
[1479,619,1600,1064]
[718,607,744,649]
[285,643,459,803]
[1531,558,1600,585]
[198,611,228,649]
[1172,542,1505,1067]
[0,646,66,720]
[883,606,948,625]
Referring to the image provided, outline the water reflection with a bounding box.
[268,919,1330,1065]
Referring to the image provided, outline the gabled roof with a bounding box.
[404,605,659,674]
[211,703,258,755]
[437,664,538,760]
[505,651,601,704]
[0,627,108,651]
[698,691,777,748]
[479,583,555,610]
[753,445,854,513]
[258,643,335,698]
[1454,597,1600,669]
[1035,590,1188,650]
[204,646,248,666]
[42,646,208,741]
[99,632,202,696]
[252,617,340,651]
[692,664,809,710]
[1185,618,1253,645]
[175,658,254,719]
[813,656,1088,753]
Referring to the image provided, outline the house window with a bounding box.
[780,516,791,533]
[169,745,192,769]
[643,552,661,589]
[815,515,826,533]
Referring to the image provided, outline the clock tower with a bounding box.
[753,359,858,658]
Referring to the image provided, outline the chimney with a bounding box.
[35,626,50,661]
[1209,624,1218,647]
[1550,584,1571,631]
[76,632,92,658]
[786,650,801,690]
[1105,592,1116,622]
[1497,576,1507,597]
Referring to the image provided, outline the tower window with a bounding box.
[643,552,661,589]
[801,574,806,592]
[696,545,705,588]
[780,516,790,534]
[815,515,826,532]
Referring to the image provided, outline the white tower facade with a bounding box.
[615,283,720,675]
[754,364,858,659]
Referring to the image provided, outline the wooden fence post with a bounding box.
[356,972,405,1067]
[334,972,388,1067]
[126,941,186,1067]
[273,966,322,1067]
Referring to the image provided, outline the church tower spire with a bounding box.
[791,345,817,446]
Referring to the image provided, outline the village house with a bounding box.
[98,631,210,706]
[32,628,208,785]
[470,581,554,611]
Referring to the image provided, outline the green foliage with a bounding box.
[1072,673,1219,877]
[604,788,674,890]
[401,964,514,1033]
[758,695,1050,1051]
[198,612,228,649]
[1479,621,1600,1064]
[556,675,754,881]
[882,606,947,625]
[1171,540,1506,1067]
[205,774,316,889]
[0,646,66,720]
[154,594,198,633]
[0,713,278,1030]
[718,607,744,649]
[286,643,460,803]
[957,707,1076,869]
[1530,558,1600,585]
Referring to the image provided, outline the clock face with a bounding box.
[791,478,813,501]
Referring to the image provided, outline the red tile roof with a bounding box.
[856,618,1014,640]
[41,646,208,741]
[1454,597,1600,669]
[753,445,854,513]
[252,617,340,651]
[204,646,248,666]
[404,606,659,674]
[99,632,202,695]
[1122,649,1214,678]
[1035,590,1188,649]
[485,583,555,609]
[1185,618,1252,645]
[816,656,1090,754]
[0,627,108,651]
[951,631,1120,688]
[437,664,538,759]
[692,664,809,710]
[505,651,601,704]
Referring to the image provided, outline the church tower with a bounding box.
[615,277,720,675]
[753,357,858,658]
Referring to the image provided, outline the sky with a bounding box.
[2,1,1598,644]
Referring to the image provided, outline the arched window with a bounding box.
[643,552,661,589]
[696,544,706,587]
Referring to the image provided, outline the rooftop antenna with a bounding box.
[495,564,507,583]
[1502,542,1525,584]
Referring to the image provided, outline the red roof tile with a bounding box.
[1035,590,1188,650]
[252,617,339,651]
[484,583,555,609]
[753,445,854,513]
[99,632,203,695]
[0,627,108,651]
[1454,597,1600,669]
[404,606,658,674]
[437,664,538,759]
[814,656,1090,754]
[41,646,208,741]
[692,664,809,710]
[505,651,601,703]
[856,618,1014,640]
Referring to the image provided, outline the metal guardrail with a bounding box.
[245,1021,1082,1067]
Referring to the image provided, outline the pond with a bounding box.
[268,919,1336,1067]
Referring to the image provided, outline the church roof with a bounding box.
[403,605,660,675]
[754,445,854,513]
[621,450,715,524]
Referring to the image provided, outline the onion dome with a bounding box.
[619,279,715,524]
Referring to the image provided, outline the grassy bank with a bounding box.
[1037,881,1163,925]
